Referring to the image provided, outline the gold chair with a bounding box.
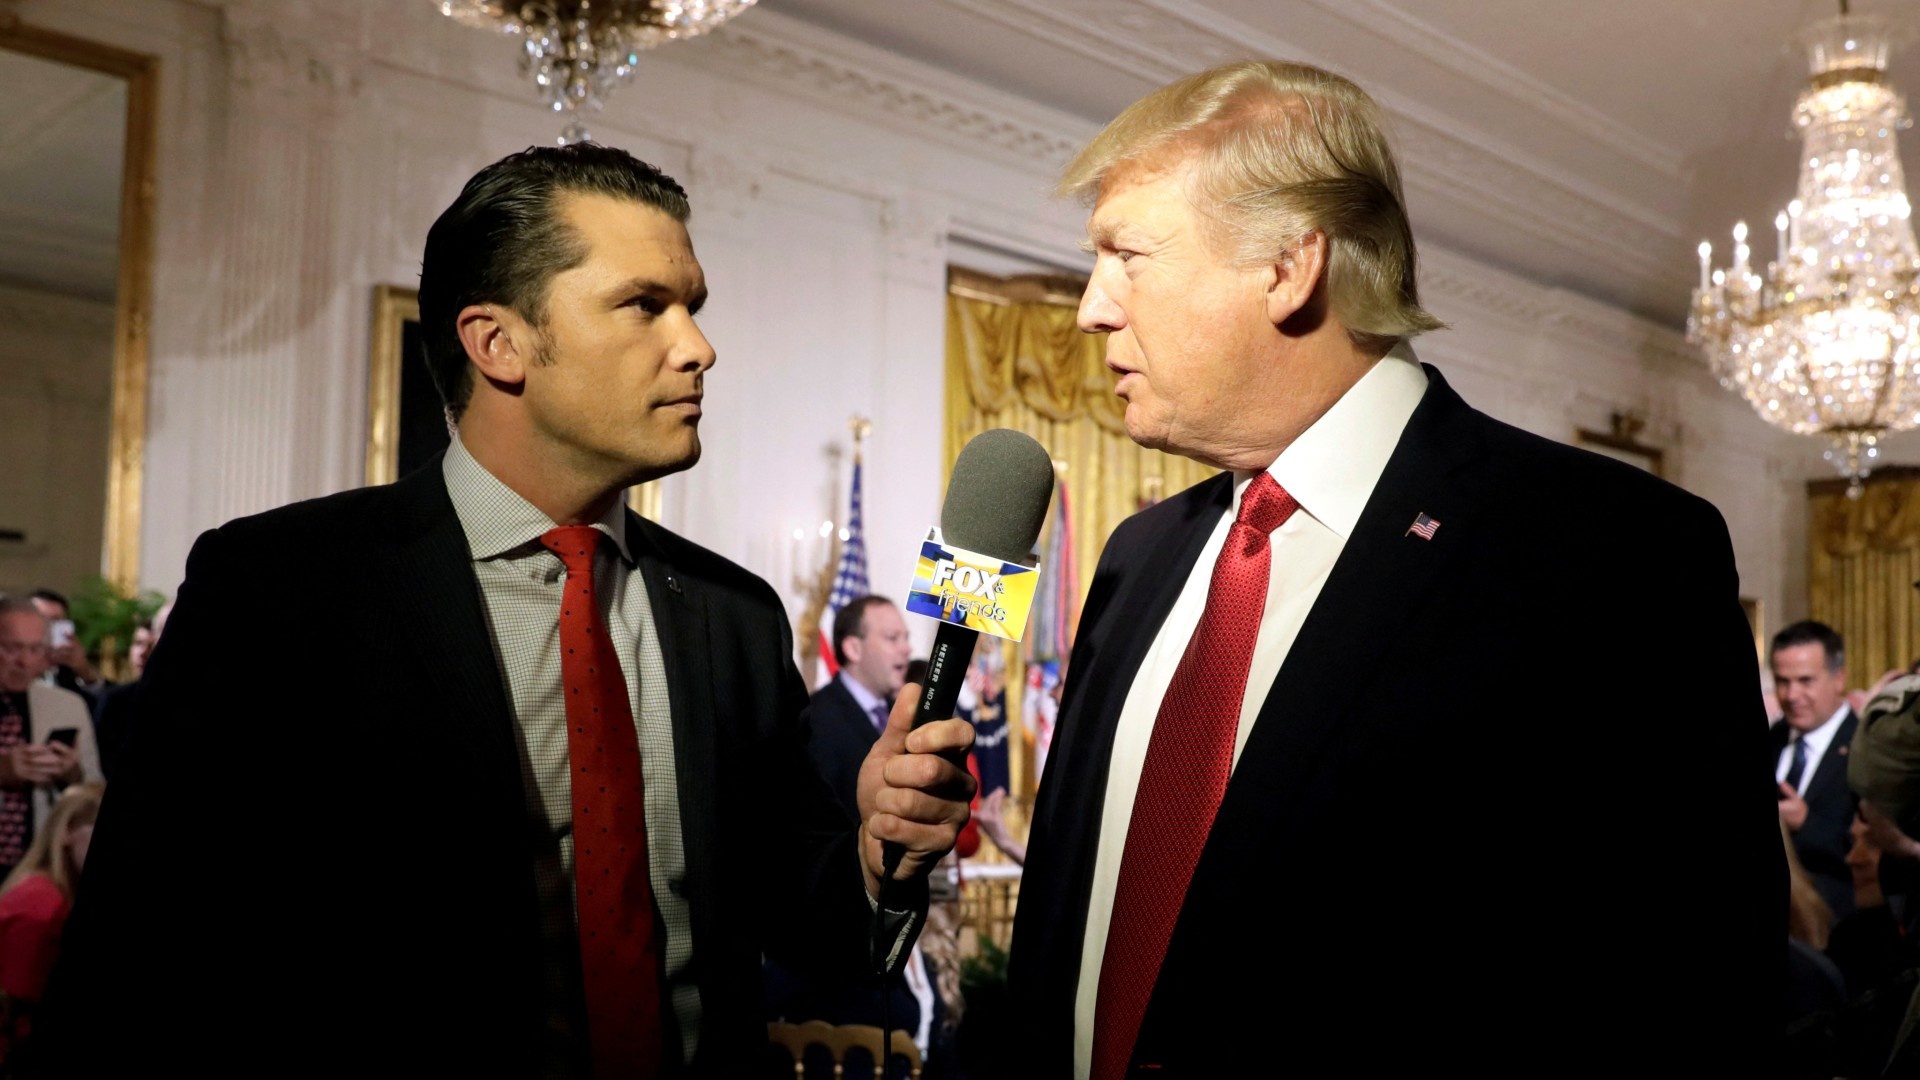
[766,1019,923,1079]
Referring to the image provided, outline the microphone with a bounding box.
[880,428,1055,885]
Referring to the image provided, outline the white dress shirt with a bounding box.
[1776,704,1849,796]
[839,670,890,732]
[1072,343,1430,1078]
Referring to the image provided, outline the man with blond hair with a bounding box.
[1007,61,1779,1077]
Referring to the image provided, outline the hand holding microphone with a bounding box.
[855,681,974,893]
[852,429,1056,895]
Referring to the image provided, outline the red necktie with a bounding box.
[540,526,664,1077]
[1091,473,1297,1079]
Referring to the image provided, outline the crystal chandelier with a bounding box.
[1687,3,1920,496]
[433,0,758,144]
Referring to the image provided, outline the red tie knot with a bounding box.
[540,525,603,574]
[1237,472,1297,536]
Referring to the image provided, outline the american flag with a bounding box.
[1024,470,1071,780]
[1407,512,1441,540]
[817,458,870,679]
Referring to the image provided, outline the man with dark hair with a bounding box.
[26,589,105,703]
[807,596,914,818]
[1771,618,1860,919]
[41,144,974,1078]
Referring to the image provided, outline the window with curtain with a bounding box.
[945,266,1217,807]
[1810,467,1920,685]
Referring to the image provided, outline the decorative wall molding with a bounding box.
[220,13,362,103]
[1421,246,1699,374]
[699,10,1091,172]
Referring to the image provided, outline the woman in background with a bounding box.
[0,782,102,1061]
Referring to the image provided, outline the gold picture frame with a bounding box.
[0,18,159,591]
[1741,597,1765,667]
[1576,412,1664,478]
[364,284,662,519]
[365,284,420,487]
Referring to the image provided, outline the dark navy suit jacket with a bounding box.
[1009,368,1782,1077]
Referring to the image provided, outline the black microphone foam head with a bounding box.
[941,429,1055,563]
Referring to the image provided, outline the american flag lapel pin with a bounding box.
[1407,512,1441,540]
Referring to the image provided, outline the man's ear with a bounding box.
[455,304,533,389]
[1266,230,1329,327]
[841,636,865,668]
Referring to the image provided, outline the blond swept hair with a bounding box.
[0,782,103,904]
[1061,60,1442,353]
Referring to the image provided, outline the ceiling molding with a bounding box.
[930,0,1680,274]
[699,10,1092,172]
[1420,244,1698,371]
[1277,0,1684,179]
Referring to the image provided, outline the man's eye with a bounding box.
[630,296,664,314]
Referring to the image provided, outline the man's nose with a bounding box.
[1078,277,1125,334]
[675,316,716,372]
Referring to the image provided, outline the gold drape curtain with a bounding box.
[945,268,1216,805]
[1810,468,1920,685]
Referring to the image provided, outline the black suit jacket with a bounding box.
[1008,368,1782,1077]
[1771,711,1860,921]
[36,458,873,1077]
[802,678,885,822]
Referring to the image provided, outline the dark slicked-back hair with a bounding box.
[28,588,69,614]
[1772,619,1846,673]
[832,596,893,668]
[417,143,691,421]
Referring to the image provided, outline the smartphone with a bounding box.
[49,619,75,650]
[46,728,79,749]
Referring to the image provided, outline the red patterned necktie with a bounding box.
[1091,472,1298,1079]
[0,695,27,867]
[540,525,664,1077]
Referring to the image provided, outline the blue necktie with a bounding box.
[1785,737,1808,793]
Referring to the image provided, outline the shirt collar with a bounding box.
[1237,340,1429,539]
[1796,703,1850,755]
[837,670,887,716]
[441,434,633,564]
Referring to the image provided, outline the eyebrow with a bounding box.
[610,276,708,313]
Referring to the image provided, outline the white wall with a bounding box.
[10,0,1822,647]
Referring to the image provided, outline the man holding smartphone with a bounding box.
[27,590,107,705]
[0,599,102,880]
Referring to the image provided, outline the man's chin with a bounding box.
[617,437,699,489]
[1123,412,1171,454]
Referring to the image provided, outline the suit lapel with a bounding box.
[1050,474,1232,800]
[372,461,521,783]
[1209,367,1490,843]
[628,514,718,908]
[1022,472,1229,1013]
[1803,712,1857,804]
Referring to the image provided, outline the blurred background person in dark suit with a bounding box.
[804,595,912,819]
[1772,620,1860,920]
